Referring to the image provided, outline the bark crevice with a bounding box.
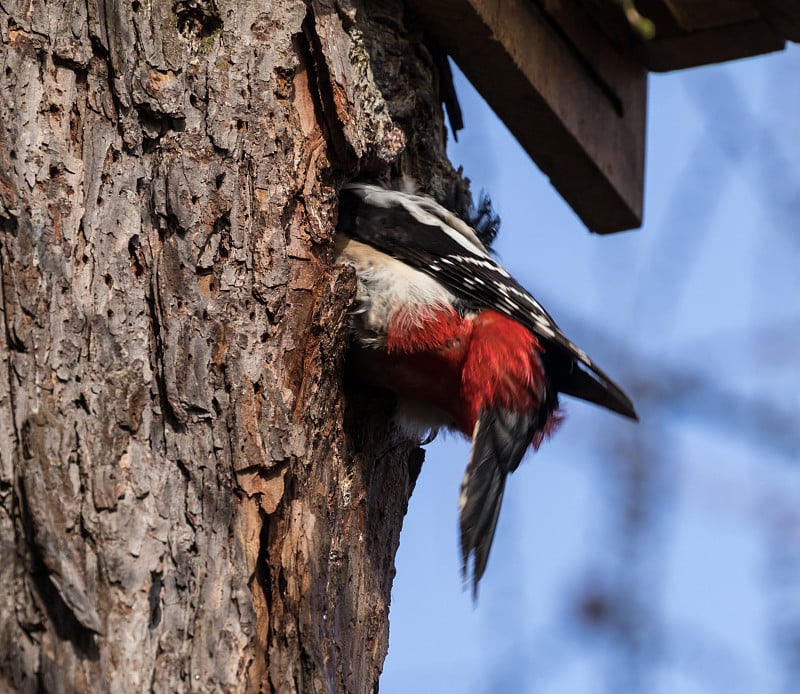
[298,9,358,175]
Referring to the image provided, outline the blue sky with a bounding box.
[381,44,800,694]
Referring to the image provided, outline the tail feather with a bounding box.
[459,407,540,596]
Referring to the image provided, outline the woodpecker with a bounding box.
[335,181,637,592]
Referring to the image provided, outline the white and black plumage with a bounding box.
[336,181,637,591]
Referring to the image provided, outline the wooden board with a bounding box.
[664,0,759,31]
[580,0,787,71]
[637,18,785,71]
[408,0,647,233]
[751,0,800,40]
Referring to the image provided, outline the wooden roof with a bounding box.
[585,0,798,71]
[408,0,799,233]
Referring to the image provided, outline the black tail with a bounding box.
[459,406,541,597]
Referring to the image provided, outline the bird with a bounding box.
[335,181,637,593]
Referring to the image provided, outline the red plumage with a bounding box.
[381,307,554,441]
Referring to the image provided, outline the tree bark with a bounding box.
[0,0,457,691]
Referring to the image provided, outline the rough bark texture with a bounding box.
[0,1,457,691]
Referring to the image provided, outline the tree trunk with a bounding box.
[0,1,457,691]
